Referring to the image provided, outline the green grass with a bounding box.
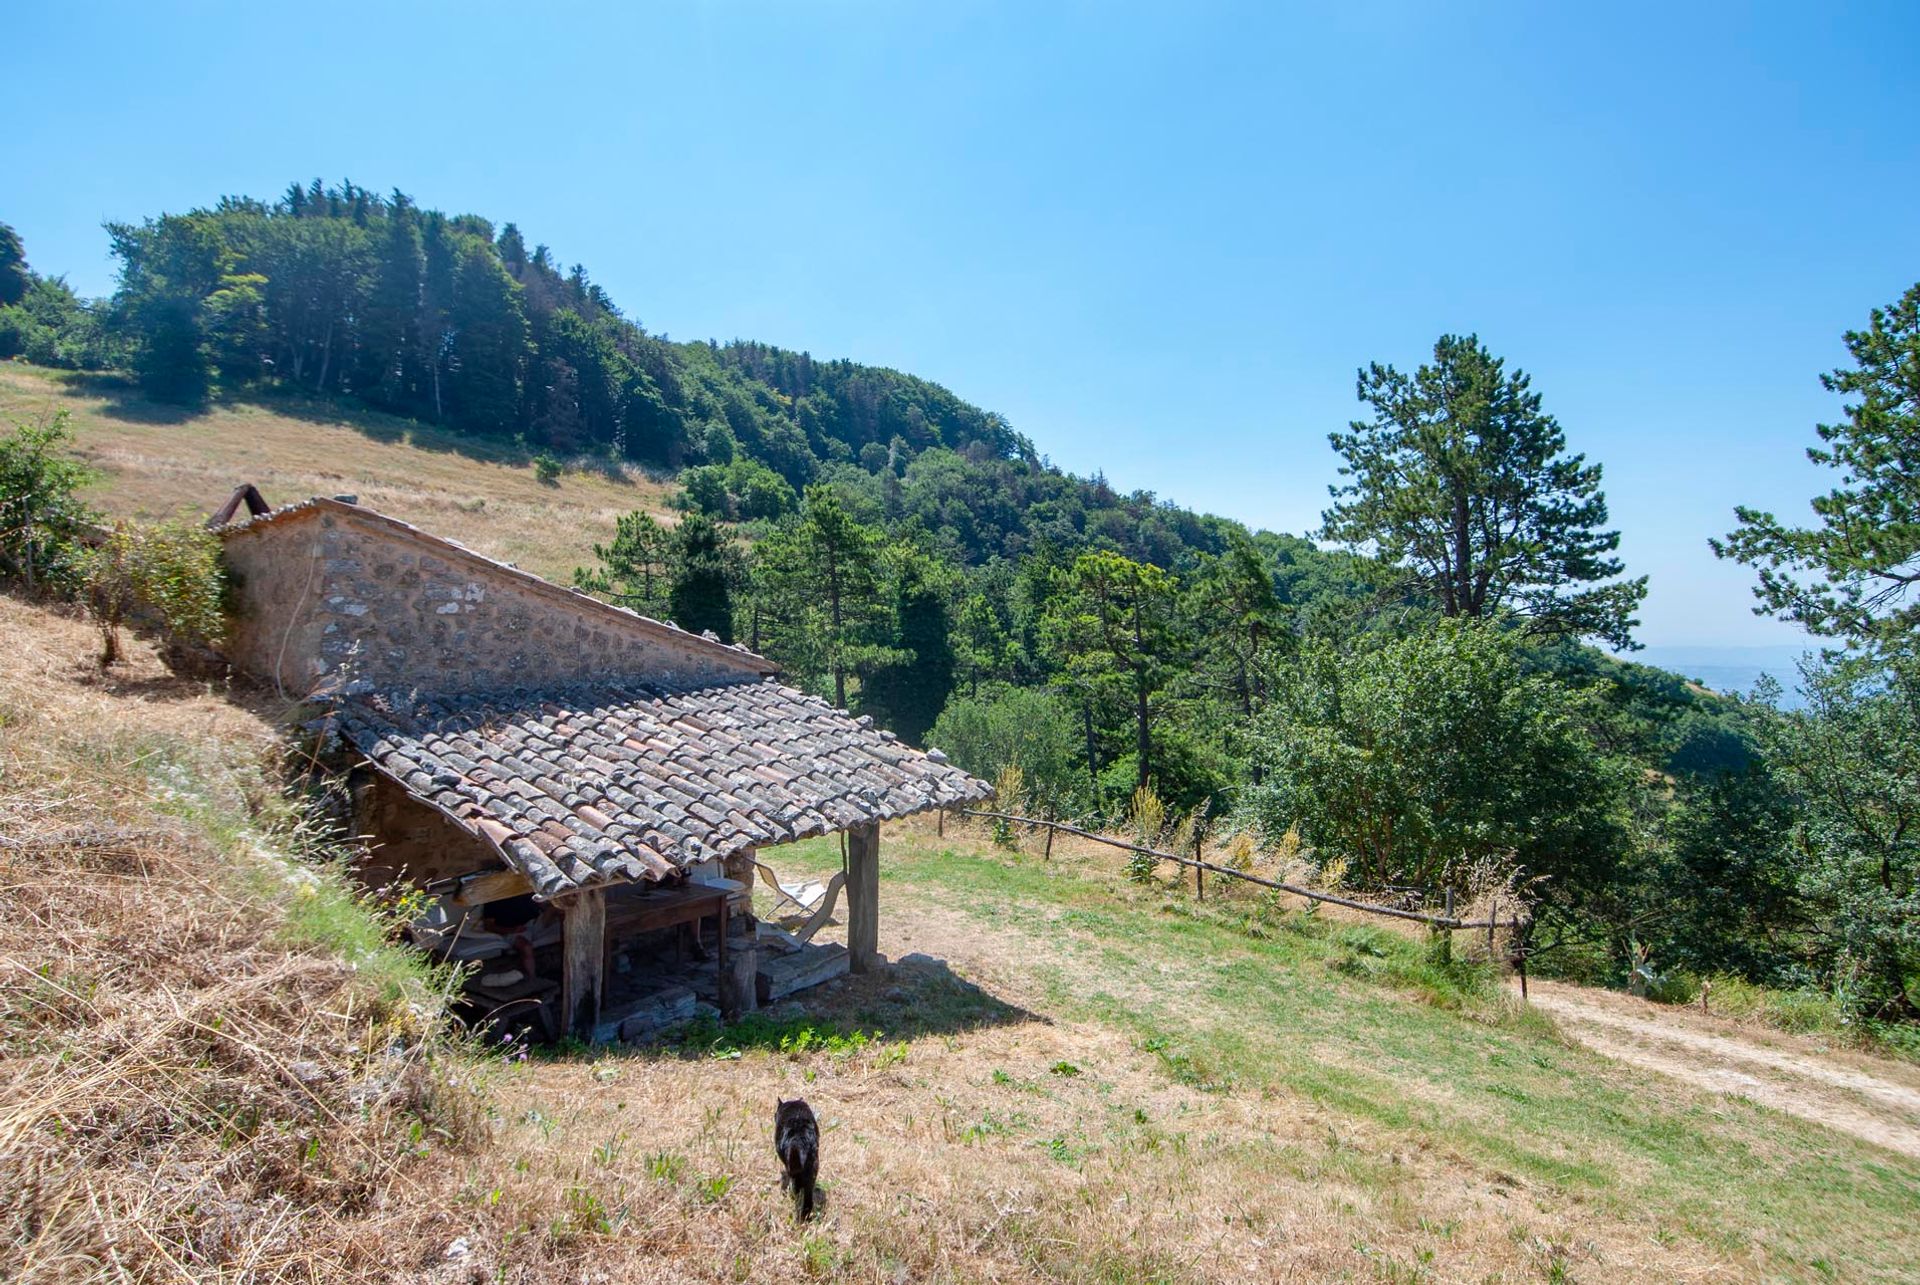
[884,839,1920,1278]
[1688,973,1920,1062]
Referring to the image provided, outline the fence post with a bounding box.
[937,808,945,837]
[1193,825,1205,902]
[1043,824,1054,860]
[1435,888,1454,964]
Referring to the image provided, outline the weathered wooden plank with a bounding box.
[847,821,879,973]
[562,888,606,1040]
[450,866,535,907]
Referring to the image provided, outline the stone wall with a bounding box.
[219,501,769,697]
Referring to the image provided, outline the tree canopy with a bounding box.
[15,192,1918,1031]
[1714,281,1920,645]
[1250,620,1632,904]
[1323,334,1646,649]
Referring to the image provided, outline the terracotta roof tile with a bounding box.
[335,677,989,899]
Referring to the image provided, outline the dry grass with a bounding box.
[0,363,675,585]
[0,596,485,1282]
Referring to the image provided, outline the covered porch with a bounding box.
[333,676,988,1040]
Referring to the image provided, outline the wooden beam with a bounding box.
[562,889,606,1040]
[846,821,880,973]
[449,867,535,907]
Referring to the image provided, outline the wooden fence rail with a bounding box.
[955,808,1526,933]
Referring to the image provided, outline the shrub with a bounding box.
[84,519,227,669]
[1096,723,1229,817]
[1248,621,1630,907]
[0,409,95,594]
[674,459,796,522]
[930,686,1086,819]
[532,451,564,485]
[678,464,731,517]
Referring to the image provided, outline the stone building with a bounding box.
[213,492,989,1039]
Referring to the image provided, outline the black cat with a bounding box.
[773,1097,819,1220]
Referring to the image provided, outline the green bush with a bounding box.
[930,686,1087,820]
[1096,723,1229,817]
[84,518,227,668]
[532,451,563,484]
[1249,621,1630,905]
[675,458,796,521]
[0,277,119,370]
[0,409,95,594]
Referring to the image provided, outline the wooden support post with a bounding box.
[720,946,758,1020]
[937,808,945,837]
[1043,825,1054,860]
[1193,826,1205,901]
[847,821,880,974]
[562,888,606,1041]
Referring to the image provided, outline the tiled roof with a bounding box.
[334,678,990,898]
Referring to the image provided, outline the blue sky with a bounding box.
[5,2,1917,647]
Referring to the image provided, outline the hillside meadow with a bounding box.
[0,362,672,584]
[4,360,1919,1280]
[2,595,1918,1283]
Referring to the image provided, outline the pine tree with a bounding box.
[1324,334,1645,648]
[0,222,28,307]
[1042,550,1182,793]
[667,510,737,642]
[1715,281,1920,644]
[756,485,891,706]
[953,590,1015,695]
[573,510,672,617]
[444,236,528,435]
[1187,531,1286,783]
[859,553,956,745]
[354,192,424,411]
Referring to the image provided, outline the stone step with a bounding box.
[756,942,848,1003]
[595,982,697,1043]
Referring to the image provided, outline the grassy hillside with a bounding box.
[0,362,673,584]
[3,595,1917,1282]
[6,356,1919,1281]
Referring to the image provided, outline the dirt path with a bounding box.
[1531,981,1920,1159]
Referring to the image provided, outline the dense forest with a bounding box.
[2,188,1916,1040]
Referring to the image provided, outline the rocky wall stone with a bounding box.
[220,506,765,697]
